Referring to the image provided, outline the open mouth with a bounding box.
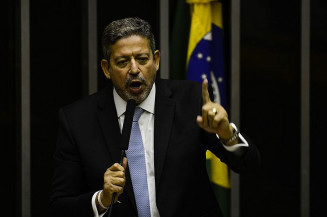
[128,80,143,94]
[130,81,142,88]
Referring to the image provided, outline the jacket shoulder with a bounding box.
[59,86,110,115]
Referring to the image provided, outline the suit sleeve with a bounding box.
[204,130,261,174]
[49,108,96,217]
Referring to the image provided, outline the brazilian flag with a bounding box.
[186,1,230,217]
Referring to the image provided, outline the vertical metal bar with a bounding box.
[88,0,98,94]
[21,0,31,216]
[301,0,310,216]
[230,0,241,216]
[160,0,169,79]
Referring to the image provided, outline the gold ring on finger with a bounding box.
[212,108,217,115]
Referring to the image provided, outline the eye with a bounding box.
[137,57,149,65]
[116,59,128,67]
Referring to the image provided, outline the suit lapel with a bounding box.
[97,85,121,163]
[154,80,175,187]
[96,84,137,211]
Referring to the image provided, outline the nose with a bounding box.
[129,58,139,74]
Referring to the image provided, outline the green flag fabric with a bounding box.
[169,0,191,79]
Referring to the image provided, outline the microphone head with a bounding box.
[120,99,136,150]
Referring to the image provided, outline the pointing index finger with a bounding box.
[202,78,211,104]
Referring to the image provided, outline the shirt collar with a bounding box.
[113,83,156,118]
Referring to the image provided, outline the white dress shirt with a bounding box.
[91,83,248,217]
[92,84,160,217]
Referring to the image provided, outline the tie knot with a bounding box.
[133,107,143,122]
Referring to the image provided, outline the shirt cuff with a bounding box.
[216,123,249,152]
[92,190,107,217]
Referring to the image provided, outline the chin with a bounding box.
[131,95,147,105]
[118,85,152,104]
[121,92,146,105]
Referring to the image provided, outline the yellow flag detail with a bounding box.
[206,151,230,188]
[186,0,223,64]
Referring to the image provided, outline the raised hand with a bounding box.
[196,79,235,143]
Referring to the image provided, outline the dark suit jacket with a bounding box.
[49,79,260,217]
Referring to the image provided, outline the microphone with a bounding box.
[120,99,136,152]
[108,99,136,216]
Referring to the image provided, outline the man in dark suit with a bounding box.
[49,17,260,217]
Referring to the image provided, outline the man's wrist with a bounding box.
[220,123,240,146]
[97,190,109,210]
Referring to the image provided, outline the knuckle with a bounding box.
[109,183,115,191]
[104,175,110,182]
[202,104,210,109]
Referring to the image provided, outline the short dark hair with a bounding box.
[102,17,156,61]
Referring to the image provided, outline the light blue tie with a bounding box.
[126,107,151,217]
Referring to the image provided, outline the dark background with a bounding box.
[240,1,301,216]
[1,0,326,216]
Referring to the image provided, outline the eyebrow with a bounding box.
[113,53,151,61]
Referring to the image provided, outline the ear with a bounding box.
[101,59,111,80]
[153,50,160,71]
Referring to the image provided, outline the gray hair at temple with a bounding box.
[102,17,156,61]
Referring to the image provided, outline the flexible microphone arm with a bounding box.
[107,99,136,217]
